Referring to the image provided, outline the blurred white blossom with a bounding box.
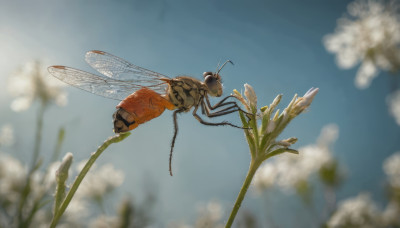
[0,124,15,146]
[167,221,194,228]
[383,152,400,188]
[0,153,27,207]
[45,163,60,191]
[317,123,339,147]
[30,210,51,228]
[324,0,400,89]
[0,152,76,226]
[7,61,67,112]
[76,162,125,200]
[253,162,279,191]
[387,90,400,125]
[89,215,118,228]
[277,144,333,190]
[382,201,400,226]
[194,200,224,228]
[64,197,89,223]
[253,124,338,192]
[167,201,224,228]
[327,193,382,228]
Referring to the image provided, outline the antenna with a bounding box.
[217,60,234,74]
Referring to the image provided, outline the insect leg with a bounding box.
[170,109,184,176]
[200,98,236,116]
[205,95,251,116]
[203,104,242,118]
[206,95,238,110]
[192,103,244,129]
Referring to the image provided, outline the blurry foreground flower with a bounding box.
[327,193,382,228]
[383,152,400,189]
[89,215,118,228]
[0,152,74,227]
[324,0,400,89]
[382,201,400,227]
[8,61,67,112]
[0,124,15,147]
[195,200,224,228]
[387,90,400,126]
[76,162,125,200]
[168,200,224,228]
[253,124,342,200]
[382,152,400,226]
[0,152,27,207]
[226,85,318,227]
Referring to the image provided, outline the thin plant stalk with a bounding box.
[31,102,46,170]
[17,102,46,227]
[50,132,131,228]
[225,159,260,228]
[51,127,65,163]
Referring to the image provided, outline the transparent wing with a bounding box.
[85,50,171,88]
[48,66,168,101]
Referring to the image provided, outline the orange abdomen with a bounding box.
[116,88,176,131]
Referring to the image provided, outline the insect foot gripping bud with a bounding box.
[113,87,176,133]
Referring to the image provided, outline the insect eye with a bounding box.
[205,75,216,85]
[203,71,213,78]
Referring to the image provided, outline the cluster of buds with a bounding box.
[233,84,319,164]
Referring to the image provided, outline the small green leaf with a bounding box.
[263,148,299,161]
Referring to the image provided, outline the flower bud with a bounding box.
[56,152,73,182]
[244,83,257,112]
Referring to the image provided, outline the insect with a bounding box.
[48,50,248,175]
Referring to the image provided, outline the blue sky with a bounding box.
[1,0,399,226]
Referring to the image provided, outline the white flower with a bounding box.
[7,61,67,112]
[387,90,400,126]
[253,162,278,191]
[382,201,400,226]
[355,59,378,89]
[288,87,319,118]
[244,83,257,112]
[276,145,332,189]
[0,153,27,206]
[324,0,400,89]
[43,161,62,190]
[383,152,400,188]
[64,197,89,222]
[254,144,333,191]
[0,124,15,146]
[317,124,339,148]
[89,215,118,228]
[167,221,193,228]
[327,193,382,228]
[30,210,51,228]
[205,200,223,221]
[253,124,337,192]
[195,200,224,228]
[76,162,125,199]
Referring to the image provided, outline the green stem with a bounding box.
[49,133,131,228]
[51,127,65,163]
[17,103,46,227]
[31,102,46,170]
[225,159,260,228]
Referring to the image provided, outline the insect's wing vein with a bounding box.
[48,66,141,101]
[85,50,169,93]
